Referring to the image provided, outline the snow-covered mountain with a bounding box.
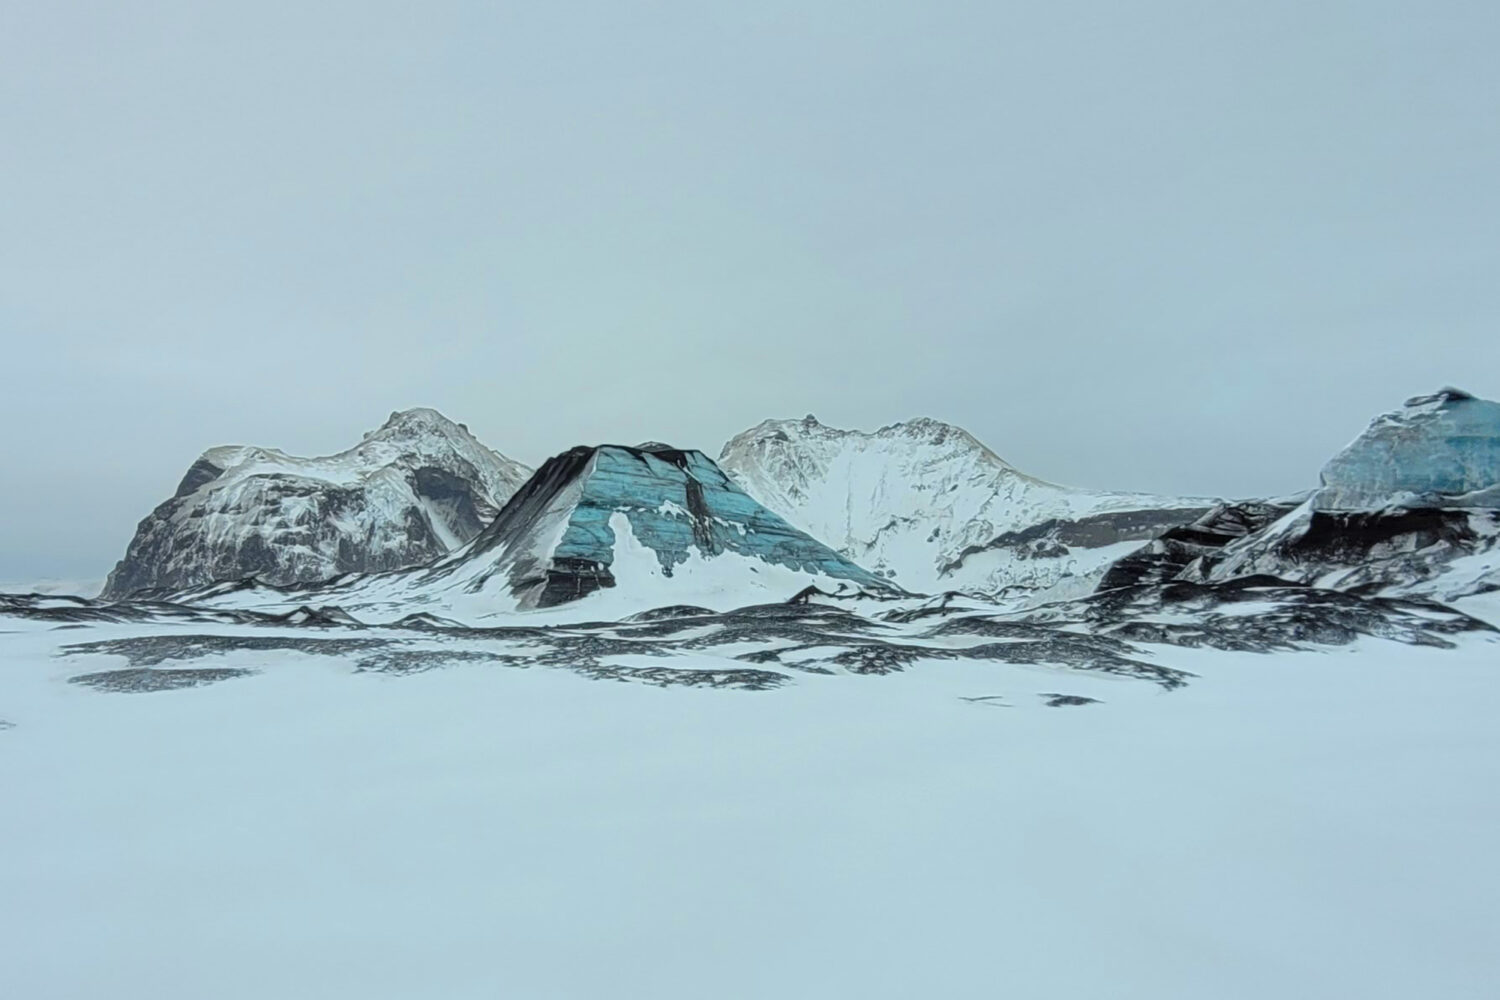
[1103,389,1500,603]
[177,443,901,620]
[719,415,1211,600]
[102,409,532,598]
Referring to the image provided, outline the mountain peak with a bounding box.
[719,414,1212,596]
[366,407,472,441]
[102,411,533,598]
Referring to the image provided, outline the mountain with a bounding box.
[433,443,899,608]
[178,443,901,620]
[1101,389,1500,602]
[718,415,1212,600]
[101,408,532,598]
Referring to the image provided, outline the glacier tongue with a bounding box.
[719,414,1211,598]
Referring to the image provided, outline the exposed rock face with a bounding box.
[410,443,901,610]
[719,414,1213,598]
[102,409,531,598]
[1098,389,1500,603]
[1027,575,1493,653]
[1097,499,1305,591]
[1178,502,1500,601]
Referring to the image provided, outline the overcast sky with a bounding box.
[3,1,1498,582]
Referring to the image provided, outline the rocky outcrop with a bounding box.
[102,409,531,598]
[1097,499,1305,591]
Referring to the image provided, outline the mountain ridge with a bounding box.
[168,442,902,620]
[719,413,1215,599]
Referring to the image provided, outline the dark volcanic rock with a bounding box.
[1041,694,1101,707]
[942,506,1211,574]
[0,592,367,629]
[62,634,390,668]
[69,667,257,693]
[1038,578,1495,653]
[1181,505,1500,600]
[1098,499,1303,591]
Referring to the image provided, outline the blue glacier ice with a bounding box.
[457,444,898,607]
[1316,388,1500,511]
[557,447,886,576]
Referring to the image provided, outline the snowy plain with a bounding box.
[2,615,1497,999]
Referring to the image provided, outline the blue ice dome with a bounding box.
[1316,388,1500,511]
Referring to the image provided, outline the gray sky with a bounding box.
[3,1,1498,581]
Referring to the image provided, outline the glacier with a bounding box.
[1316,387,1500,510]
[1098,389,1500,602]
[455,443,899,608]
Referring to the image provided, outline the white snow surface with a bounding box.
[2,618,1497,999]
[0,577,103,598]
[719,415,1213,597]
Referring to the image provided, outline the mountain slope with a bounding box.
[102,409,531,598]
[719,415,1211,598]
